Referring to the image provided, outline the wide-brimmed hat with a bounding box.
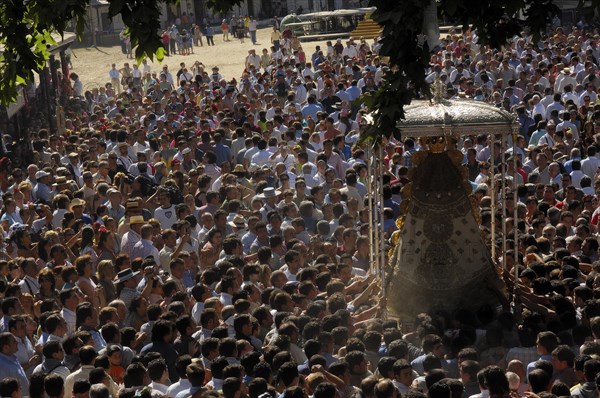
[114,268,140,283]
[52,176,69,187]
[232,164,247,173]
[553,152,568,162]
[126,201,142,212]
[228,214,247,229]
[70,198,86,208]
[129,215,145,224]
[259,187,279,199]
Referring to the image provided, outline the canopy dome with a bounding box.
[397,98,518,137]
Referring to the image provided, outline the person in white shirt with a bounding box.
[19,260,40,296]
[251,140,272,169]
[341,42,358,59]
[10,316,39,378]
[153,190,177,230]
[131,64,143,87]
[245,49,261,70]
[561,85,579,107]
[60,288,79,336]
[538,127,556,148]
[160,65,174,85]
[108,64,121,94]
[179,68,193,83]
[392,360,415,396]
[33,340,71,380]
[545,94,564,120]
[131,225,160,264]
[148,358,170,395]
[269,143,296,171]
[531,95,546,120]
[115,142,134,171]
[120,216,144,258]
[335,110,359,135]
[555,111,579,140]
[282,250,301,282]
[555,68,577,93]
[570,160,585,188]
[63,345,100,398]
[581,146,600,178]
[579,83,597,104]
[449,64,472,87]
[294,79,307,104]
[302,65,315,79]
[141,59,152,74]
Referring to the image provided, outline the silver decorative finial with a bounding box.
[432,74,445,103]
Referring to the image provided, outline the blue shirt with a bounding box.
[383,198,401,219]
[33,182,51,203]
[529,129,546,146]
[79,326,107,352]
[564,157,581,174]
[301,103,323,120]
[346,85,362,101]
[241,231,256,253]
[214,143,232,166]
[0,352,29,394]
[526,354,552,377]
[518,114,535,137]
[176,386,204,398]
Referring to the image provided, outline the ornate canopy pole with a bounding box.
[490,135,496,261]
[378,143,386,299]
[501,137,507,271]
[512,127,520,300]
[367,144,375,274]
[372,143,381,281]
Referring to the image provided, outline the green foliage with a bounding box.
[0,0,86,106]
[360,0,563,146]
[107,0,171,63]
[359,0,430,146]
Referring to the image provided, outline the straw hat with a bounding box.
[52,176,69,187]
[129,215,145,224]
[228,214,247,229]
[70,198,86,208]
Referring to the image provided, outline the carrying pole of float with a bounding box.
[512,128,520,300]
[501,137,507,271]
[372,143,381,281]
[490,135,496,261]
[372,143,380,282]
[367,144,375,275]
[378,143,386,298]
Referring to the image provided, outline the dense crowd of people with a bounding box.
[5,14,600,398]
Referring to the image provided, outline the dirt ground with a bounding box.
[70,27,332,91]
